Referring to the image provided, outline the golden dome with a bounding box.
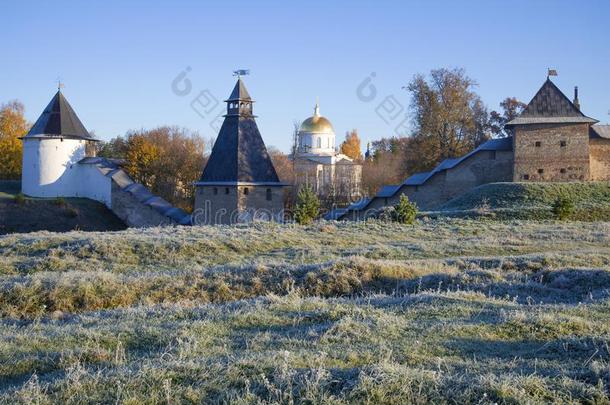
[299,102,334,133]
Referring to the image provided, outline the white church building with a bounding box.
[293,102,362,202]
[20,90,191,227]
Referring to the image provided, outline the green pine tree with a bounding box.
[394,195,418,224]
[294,185,320,225]
[552,196,575,220]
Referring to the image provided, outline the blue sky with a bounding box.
[1,0,609,152]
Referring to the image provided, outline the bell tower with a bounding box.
[225,77,254,117]
[194,75,287,225]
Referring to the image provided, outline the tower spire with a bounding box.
[314,98,320,116]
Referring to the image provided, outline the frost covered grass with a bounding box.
[1,219,609,403]
[435,182,610,221]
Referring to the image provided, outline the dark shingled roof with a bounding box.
[507,79,597,126]
[24,91,97,140]
[198,79,281,184]
[226,77,252,101]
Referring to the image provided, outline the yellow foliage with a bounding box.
[124,135,160,187]
[0,101,28,180]
[103,127,207,211]
[340,130,362,161]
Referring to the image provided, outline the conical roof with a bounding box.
[25,91,96,140]
[226,77,251,101]
[198,79,281,184]
[506,79,597,126]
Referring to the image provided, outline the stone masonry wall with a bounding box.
[442,150,513,200]
[513,123,590,182]
[194,185,284,225]
[346,148,514,220]
[237,185,285,222]
[391,173,445,210]
[194,186,238,225]
[590,138,610,181]
[111,182,175,227]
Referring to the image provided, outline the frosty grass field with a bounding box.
[1,219,609,403]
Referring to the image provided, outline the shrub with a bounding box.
[293,186,320,225]
[65,207,79,218]
[53,197,67,207]
[394,195,417,224]
[378,206,396,222]
[552,196,575,220]
[13,192,26,206]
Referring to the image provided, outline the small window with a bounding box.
[560,168,567,174]
[384,198,388,205]
[538,168,544,174]
[523,174,530,180]
[225,188,230,194]
[560,140,567,147]
[244,187,249,195]
[490,150,497,160]
[213,187,218,195]
[266,188,272,201]
[535,141,541,147]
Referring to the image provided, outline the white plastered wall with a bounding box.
[21,138,112,207]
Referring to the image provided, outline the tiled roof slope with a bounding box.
[507,79,597,126]
[25,91,96,140]
[198,79,281,184]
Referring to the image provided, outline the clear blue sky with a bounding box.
[2,0,609,152]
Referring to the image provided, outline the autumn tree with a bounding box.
[99,126,207,211]
[267,146,294,185]
[124,134,160,187]
[489,97,526,138]
[0,101,29,180]
[361,136,411,196]
[406,68,490,172]
[340,129,363,160]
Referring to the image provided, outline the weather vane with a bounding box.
[233,69,250,78]
[547,68,558,79]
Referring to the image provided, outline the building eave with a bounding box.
[194,181,291,187]
[19,134,101,141]
[506,116,598,127]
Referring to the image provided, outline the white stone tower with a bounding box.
[21,90,99,197]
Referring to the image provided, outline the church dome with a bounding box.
[299,103,334,133]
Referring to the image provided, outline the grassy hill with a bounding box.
[1,220,609,403]
[436,182,610,220]
[0,181,126,234]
